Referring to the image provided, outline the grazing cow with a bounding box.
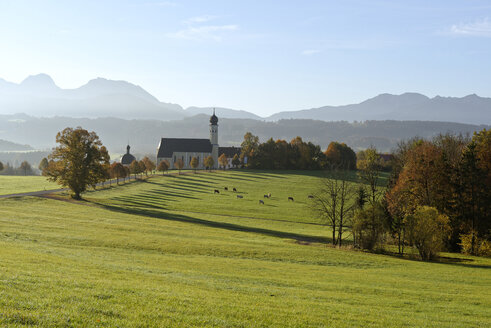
[233,187,237,192]
[259,200,264,204]
[268,193,271,198]
[214,189,220,194]
[308,195,314,199]
[264,194,269,198]
[288,196,294,202]
[237,195,243,199]
[224,187,228,191]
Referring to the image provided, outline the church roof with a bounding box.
[121,153,136,165]
[157,138,213,158]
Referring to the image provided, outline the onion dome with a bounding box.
[210,108,218,125]
[121,144,136,165]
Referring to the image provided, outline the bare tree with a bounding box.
[310,169,357,246]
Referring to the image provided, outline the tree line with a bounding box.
[310,129,491,260]
[239,132,357,170]
[385,130,491,257]
[238,131,395,171]
[0,160,36,176]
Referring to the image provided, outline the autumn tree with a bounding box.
[190,156,199,173]
[232,154,240,168]
[139,160,146,178]
[142,156,156,176]
[110,162,127,185]
[404,206,450,260]
[240,132,259,167]
[357,147,382,204]
[324,142,357,170]
[130,160,143,179]
[38,158,49,172]
[218,153,228,169]
[20,161,32,175]
[310,169,357,246]
[157,160,169,175]
[174,158,184,174]
[204,155,214,171]
[385,141,447,253]
[44,127,110,199]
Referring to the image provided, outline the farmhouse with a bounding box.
[157,110,240,169]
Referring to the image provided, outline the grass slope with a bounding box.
[0,176,58,195]
[0,171,489,327]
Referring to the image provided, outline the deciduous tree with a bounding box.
[157,160,169,175]
[232,154,240,168]
[110,162,126,185]
[130,160,142,179]
[357,147,382,204]
[218,153,228,169]
[404,206,450,260]
[44,127,110,199]
[240,132,259,167]
[204,156,214,171]
[38,158,49,172]
[310,169,357,246]
[20,161,32,176]
[324,142,357,170]
[190,156,199,172]
[142,156,156,176]
[174,158,184,174]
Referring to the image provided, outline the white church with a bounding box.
[156,110,241,169]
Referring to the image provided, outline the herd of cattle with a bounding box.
[213,187,314,204]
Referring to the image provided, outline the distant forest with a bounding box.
[0,114,488,160]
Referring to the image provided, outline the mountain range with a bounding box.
[0,74,490,125]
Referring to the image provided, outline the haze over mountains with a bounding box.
[1,74,490,125]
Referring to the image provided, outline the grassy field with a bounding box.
[0,170,489,327]
[0,176,59,195]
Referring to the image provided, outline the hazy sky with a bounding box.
[0,0,490,115]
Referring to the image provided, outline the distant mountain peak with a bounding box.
[79,77,160,103]
[20,73,58,89]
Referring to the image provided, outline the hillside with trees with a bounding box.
[0,114,487,157]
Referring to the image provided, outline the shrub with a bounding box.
[459,231,491,256]
[404,206,450,260]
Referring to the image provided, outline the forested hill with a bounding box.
[1,114,487,155]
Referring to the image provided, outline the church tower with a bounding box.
[210,108,219,168]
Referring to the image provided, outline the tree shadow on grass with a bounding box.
[197,172,270,182]
[377,249,491,269]
[93,202,332,244]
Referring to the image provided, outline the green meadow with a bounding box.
[0,176,59,195]
[0,171,489,327]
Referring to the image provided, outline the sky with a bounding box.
[0,0,490,116]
